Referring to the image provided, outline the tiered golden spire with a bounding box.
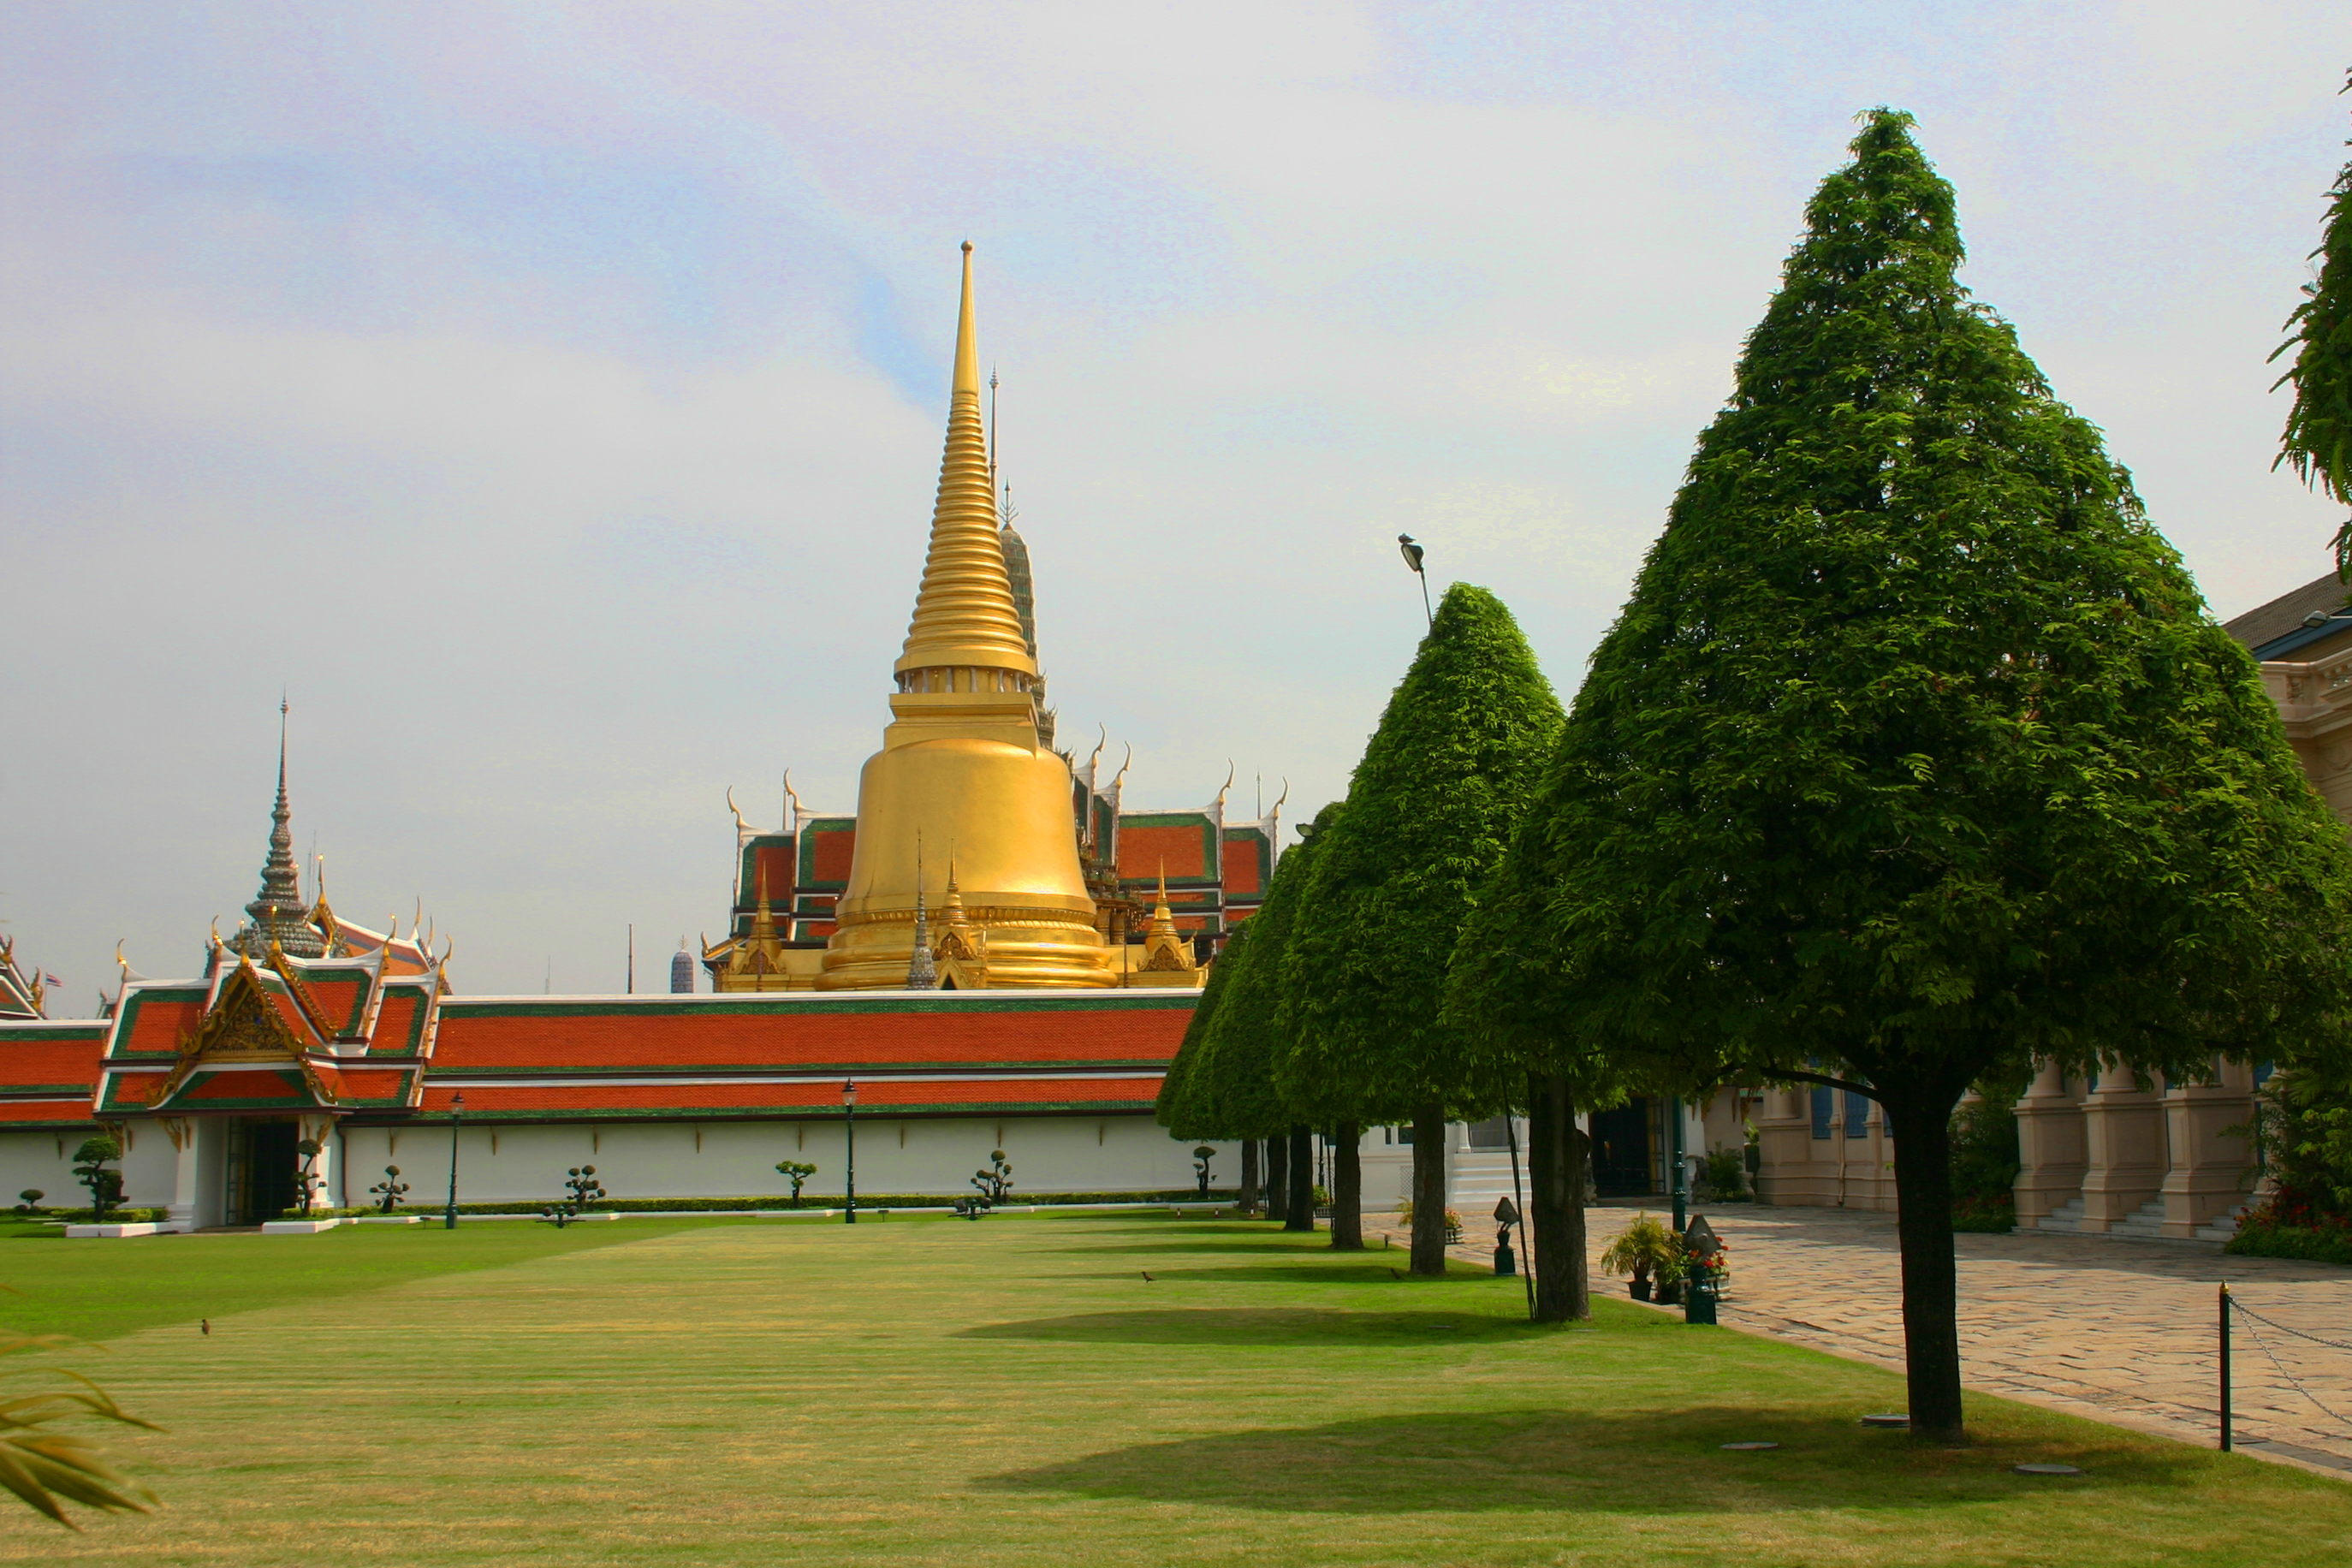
[896,243,1036,680]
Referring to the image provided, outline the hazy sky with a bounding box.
[4,3,2349,1003]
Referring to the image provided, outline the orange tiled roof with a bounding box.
[431,997,1186,1073]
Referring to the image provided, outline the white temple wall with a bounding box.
[0,1128,97,1209]
[333,1114,1223,1209]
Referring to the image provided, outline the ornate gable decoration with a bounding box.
[151,958,336,1109]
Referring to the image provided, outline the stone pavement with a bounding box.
[1366,1203,2352,1475]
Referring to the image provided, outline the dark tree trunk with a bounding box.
[1285,1126,1315,1232]
[1410,1102,1448,1276]
[1526,1072,1589,1322]
[1239,1137,1262,1214]
[1265,1135,1289,1222]
[1883,1081,1967,1444]
[1329,1122,1363,1250]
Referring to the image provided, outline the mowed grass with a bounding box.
[0,1213,2345,1566]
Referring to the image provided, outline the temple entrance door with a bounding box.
[223,1119,300,1225]
[1592,1100,1655,1197]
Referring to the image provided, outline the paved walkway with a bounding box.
[1367,1204,2352,1474]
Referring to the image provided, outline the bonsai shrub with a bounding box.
[1191,1145,1216,1199]
[775,1160,818,1208]
[368,1166,410,1213]
[292,1138,325,1215]
[69,1138,122,1224]
[971,1150,1014,1206]
[539,1165,608,1229]
[12,1191,42,1215]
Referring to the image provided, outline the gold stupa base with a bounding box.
[818,902,1117,990]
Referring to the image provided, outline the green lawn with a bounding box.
[1,1211,2345,1565]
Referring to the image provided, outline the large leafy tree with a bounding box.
[2272,71,2352,573]
[1277,585,1565,1276]
[1465,109,2352,1440]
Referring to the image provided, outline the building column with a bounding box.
[2077,1060,2168,1232]
[2159,1058,2255,1238]
[163,1118,199,1232]
[1752,1087,1811,1207]
[2013,1060,2087,1229]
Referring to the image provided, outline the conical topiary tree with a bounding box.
[2272,70,2352,572]
[1155,810,1339,1224]
[1277,583,1565,1276]
[1455,108,2352,1441]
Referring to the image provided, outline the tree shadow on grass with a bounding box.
[965,1307,1550,1347]
[1070,1263,1493,1287]
[1048,1237,1348,1256]
[981,1406,2202,1515]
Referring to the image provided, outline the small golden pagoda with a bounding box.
[817,245,1118,989]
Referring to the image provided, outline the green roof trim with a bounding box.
[0,1025,110,1043]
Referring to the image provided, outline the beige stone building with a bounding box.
[1751,567,2352,1238]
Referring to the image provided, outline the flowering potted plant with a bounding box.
[1599,1213,1684,1301]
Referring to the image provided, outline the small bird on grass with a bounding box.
[200,1319,210,1335]
[1388,1268,1404,1280]
[1141,1270,1154,1283]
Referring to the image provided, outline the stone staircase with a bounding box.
[1447,1153,1525,1220]
[2032,1194,2247,1243]
[2034,1197,2088,1232]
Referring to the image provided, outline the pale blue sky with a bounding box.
[3,2,2347,1001]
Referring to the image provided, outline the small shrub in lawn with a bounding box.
[539,1166,609,1228]
[775,1160,818,1207]
[369,1166,411,1213]
[71,1137,123,1224]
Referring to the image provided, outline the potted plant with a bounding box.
[1599,1213,1684,1302]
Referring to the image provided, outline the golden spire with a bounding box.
[895,243,1036,679]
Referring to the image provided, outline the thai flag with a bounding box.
[43,973,62,988]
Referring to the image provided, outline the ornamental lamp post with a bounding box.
[842,1078,858,1225]
[444,1090,465,1231]
[1397,534,1433,629]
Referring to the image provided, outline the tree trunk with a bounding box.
[1409,1102,1448,1276]
[1238,1137,1262,1215]
[1526,1072,1589,1322]
[1329,1122,1363,1250]
[1883,1082,1967,1444]
[1285,1126,1315,1232]
[1265,1135,1289,1222]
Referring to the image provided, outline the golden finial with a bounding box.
[1114,744,1132,794]
[894,242,1036,680]
[726,786,746,834]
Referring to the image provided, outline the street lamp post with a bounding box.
[1397,534,1434,629]
[842,1078,858,1225]
[1669,1096,1688,1234]
[444,1090,465,1231]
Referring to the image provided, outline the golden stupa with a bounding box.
[817,245,1119,989]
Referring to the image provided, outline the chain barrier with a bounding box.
[2227,1293,2352,1438]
